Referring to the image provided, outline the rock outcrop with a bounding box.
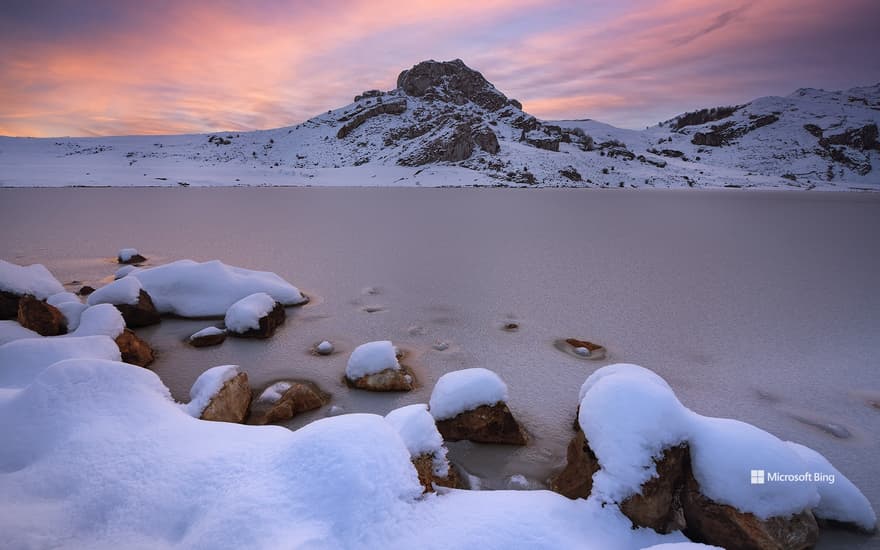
[0,290,20,319]
[115,328,155,367]
[17,295,67,336]
[337,100,407,139]
[228,302,286,339]
[397,59,509,111]
[251,381,329,425]
[682,470,819,550]
[412,454,462,493]
[434,402,527,445]
[200,371,252,423]
[346,365,415,392]
[114,289,161,328]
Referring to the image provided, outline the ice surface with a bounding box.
[224,292,277,333]
[429,367,509,421]
[346,340,400,379]
[87,276,143,306]
[0,260,64,299]
[130,259,305,317]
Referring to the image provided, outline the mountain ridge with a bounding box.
[1,59,878,190]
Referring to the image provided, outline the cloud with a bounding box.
[1,0,878,136]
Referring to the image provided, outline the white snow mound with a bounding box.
[87,276,143,306]
[429,367,509,421]
[189,326,225,341]
[0,321,39,345]
[47,292,87,331]
[0,335,121,389]
[346,340,400,379]
[0,260,64,299]
[385,403,448,477]
[71,304,126,338]
[130,259,306,317]
[185,365,241,417]
[224,292,277,333]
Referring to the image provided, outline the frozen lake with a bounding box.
[2,187,878,548]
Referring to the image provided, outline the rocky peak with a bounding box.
[396,59,514,111]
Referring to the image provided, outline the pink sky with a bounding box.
[1,0,878,137]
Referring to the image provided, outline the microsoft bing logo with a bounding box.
[750,469,766,485]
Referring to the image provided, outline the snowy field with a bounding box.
[1,187,878,548]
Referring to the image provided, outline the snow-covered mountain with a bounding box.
[1,59,878,190]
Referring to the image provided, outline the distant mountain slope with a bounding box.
[1,60,877,190]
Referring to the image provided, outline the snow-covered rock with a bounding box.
[15,295,68,336]
[250,380,329,425]
[71,304,126,338]
[554,363,876,548]
[0,356,694,549]
[47,292,86,332]
[188,326,226,347]
[429,368,526,445]
[0,260,65,301]
[315,340,334,355]
[117,247,146,264]
[224,292,284,338]
[385,404,457,491]
[429,367,509,420]
[345,340,414,391]
[186,365,251,423]
[114,264,139,279]
[130,259,306,317]
[87,277,160,328]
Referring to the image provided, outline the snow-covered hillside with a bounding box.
[1,60,878,190]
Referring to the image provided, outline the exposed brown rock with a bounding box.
[77,285,95,296]
[228,302,285,339]
[682,469,819,550]
[346,365,415,392]
[473,126,500,154]
[435,402,527,445]
[0,290,21,319]
[620,445,689,534]
[565,338,606,360]
[189,329,227,348]
[550,430,599,499]
[17,295,67,336]
[251,381,329,425]
[118,253,146,264]
[200,372,252,423]
[337,100,408,139]
[114,289,161,328]
[115,328,155,367]
[412,453,462,493]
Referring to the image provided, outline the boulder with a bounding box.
[200,371,252,423]
[189,327,227,348]
[115,328,155,367]
[682,470,819,550]
[17,295,67,336]
[229,302,285,339]
[412,453,462,493]
[347,365,415,392]
[550,430,599,499]
[117,252,146,264]
[114,289,161,328]
[473,126,500,154]
[251,381,329,425]
[620,445,689,533]
[1,290,21,319]
[434,402,527,445]
[77,285,95,296]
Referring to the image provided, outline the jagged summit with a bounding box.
[395,59,516,112]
